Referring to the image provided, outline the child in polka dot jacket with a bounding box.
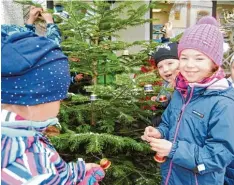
[1,11,105,185]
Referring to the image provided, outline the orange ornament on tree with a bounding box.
[159,95,168,102]
[100,158,111,170]
[153,154,166,163]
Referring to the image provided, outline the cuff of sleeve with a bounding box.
[168,141,178,159]
[77,158,86,181]
[71,76,75,83]
[157,127,165,139]
[166,93,171,101]
[25,24,35,29]
[47,23,56,28]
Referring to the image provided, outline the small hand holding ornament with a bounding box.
[148,138,173,163]
[141,126,167,163]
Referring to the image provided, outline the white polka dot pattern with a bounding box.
[2,44,70,105]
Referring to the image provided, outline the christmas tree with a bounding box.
[14,0,168,184]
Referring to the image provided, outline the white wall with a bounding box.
[169,1,212,37]
[190,1,212,26]
[114,1,150,54]
[0,0,24,25]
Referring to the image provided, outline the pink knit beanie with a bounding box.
[178,16,223,66]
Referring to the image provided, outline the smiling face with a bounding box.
[157,59,179,83]
[179,49,217,83]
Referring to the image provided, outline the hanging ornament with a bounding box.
[123,49,129,56]
[158,94,168,102]
[90,94,97,101]
[144,84,153,93]
[100,158,111,170]
[154,154,166,163]
[157,87,168,102]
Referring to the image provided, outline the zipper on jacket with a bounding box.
[177,110,182,122]
[164,87,194,185]
[194,173,199,185]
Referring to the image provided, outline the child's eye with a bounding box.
[180,57,187,60]
[168,62,173,65]
[196,58,204,61]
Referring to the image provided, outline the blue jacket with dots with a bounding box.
[157,78,234,185]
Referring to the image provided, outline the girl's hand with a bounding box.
[27,6,43,24]
[151,96,157,101]
[75,74,84,82]
[85,163,100,171]
[141,126,161,142]
[148,138,172,157]
[41,12,54,24]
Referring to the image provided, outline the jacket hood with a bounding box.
[1,117,59,169]
[189,78,234,101]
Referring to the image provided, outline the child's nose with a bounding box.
[163,66,169,72]
[185,59,195,68]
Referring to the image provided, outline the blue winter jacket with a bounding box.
[157,78,234,185]
[224,78,234,185]
[225,160,234,185]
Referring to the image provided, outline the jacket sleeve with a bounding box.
[24,23,61,46]
[71,72,78,84]
[168,101,234,174]
[225,160,234,185]
[25,24,36,33]
[157,102,171,140]
[1,134,86,184]
[45,148,86,184]
[79,167,105,185]
[45,23,61,46]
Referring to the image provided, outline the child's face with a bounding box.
[28,101,61,121]
[231,62,234,81]
[179,49,216,83]
[157,59,179,82]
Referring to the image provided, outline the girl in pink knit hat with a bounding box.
[141,16,234,185]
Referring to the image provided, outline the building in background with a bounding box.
[151,0,234,69]
[1,0,233,67]
[151,1,234,42]
[151,1,213,42]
